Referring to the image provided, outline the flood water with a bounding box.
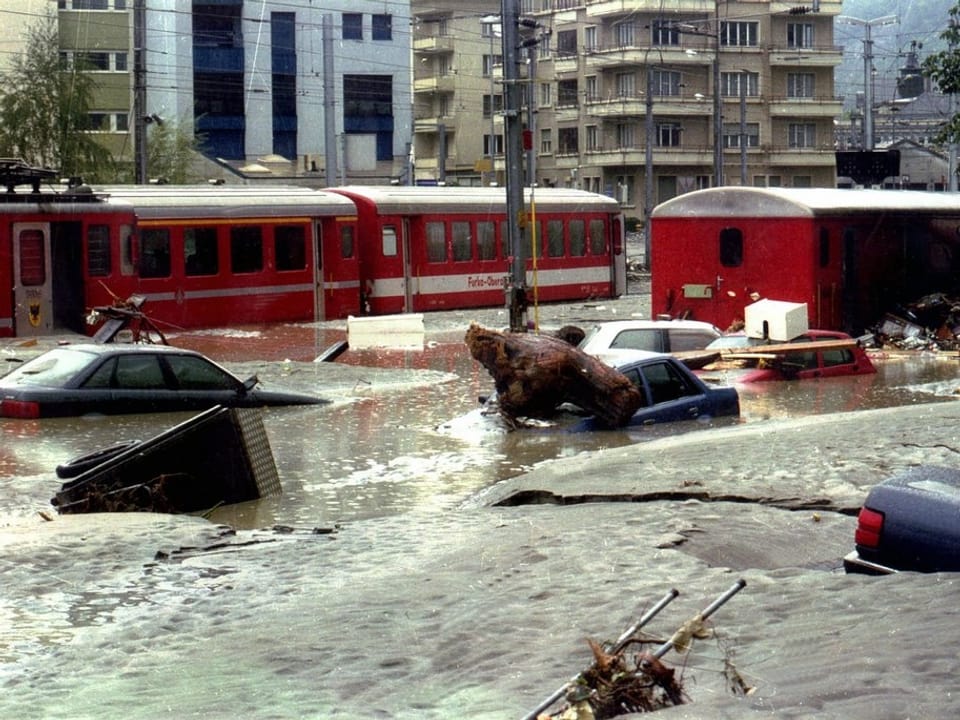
[3,308,960,719]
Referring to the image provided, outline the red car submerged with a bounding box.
[705,329,877,382]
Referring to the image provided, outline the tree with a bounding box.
[0,12,114,180]
[145,118,207,184]
[921,4,960,144]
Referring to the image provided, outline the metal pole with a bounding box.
[649,579,746,661]
[863,25,874,151]
[740,71,747,184]
[713,36,723,186]
[644,65,654,262]
[133,0,147,184]
[322,14,337,187]
[502,0,528,332]
[521,588,679,720]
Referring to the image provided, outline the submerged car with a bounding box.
[845,466,960,575]
[578,319,722,365]
[570,351,740,431]
[706,329,876,382]
[0,344,326,418]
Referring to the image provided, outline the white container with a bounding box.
[744,299,808,341]
[347,313,425,349]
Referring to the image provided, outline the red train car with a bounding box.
[329,186,626,315]
[650,187,960,334]
[0,188,137,338]
[91,186,361,331]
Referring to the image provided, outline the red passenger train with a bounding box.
[1,179,626,338]
[650,187,960,335]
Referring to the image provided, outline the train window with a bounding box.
[340,225,355,259]
[452,222,471,262]
[547,219,564,257]
[18,229,45,286]
[140,228,171,278]
[382,226,398,257]
[589,219,606,254]
[184,227,218,276]
[231,226,263,274]
[569,220,586,257]
[530,220,546,257]
[477,221,496,260]
[275,225,306,271]
[819,227,829,268]
[426,222,446,262]
[87,224,111,277]
[719,227,743,267]
[119,225,135,276]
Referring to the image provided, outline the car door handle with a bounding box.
[688,406,700,416]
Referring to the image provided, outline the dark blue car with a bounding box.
[571,351,740,431]
[845,465,960,575]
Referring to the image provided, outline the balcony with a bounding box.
[414,75,456,94]
[768,45,843,68]
[768,95,844,119]
[413,36,455,54]
[414,115,455,134]
[585,0,712,18]
[584,144,714,167]
[585,94,716,119]
[766,144,839,167]
[584,44,712,71]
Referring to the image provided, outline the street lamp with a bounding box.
[837,14,898,151]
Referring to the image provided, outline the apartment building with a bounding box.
[55,1,412,183]
[413,0,844,217]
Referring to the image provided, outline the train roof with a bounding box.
[330,185,622,214]
[97,185,356,219]
[652,187,960,219]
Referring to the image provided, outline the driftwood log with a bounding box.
[465,323,643,428]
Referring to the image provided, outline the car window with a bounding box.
[113,355,169,390]
[619,366,651,407]
[822,348,854,367]
[165,355,239,390]
[668,329,716,352]
[0,348,97,387]
[784,351,818,370]
[609,329,661,352]
[83,358,116,388]
[640,361,697,405]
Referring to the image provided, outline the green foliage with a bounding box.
[146,118,206,184]
[921,4,960,144]
[0,13,115,180]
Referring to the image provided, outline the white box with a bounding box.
[347,313,425,349]
[744,299,808,341]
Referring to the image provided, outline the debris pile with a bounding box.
[526,580,748,720]
[873,293,960,351]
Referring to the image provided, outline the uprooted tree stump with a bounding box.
[465,323,643,427]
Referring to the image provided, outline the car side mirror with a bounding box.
[242,375,259,394]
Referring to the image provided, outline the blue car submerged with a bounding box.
[571,351,740,431]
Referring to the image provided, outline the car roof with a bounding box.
[586,319,720,331]
[610,350,673,368]
[56,343,205,357]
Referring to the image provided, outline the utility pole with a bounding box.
[838,14,898,152]
[322,14,337,187]
[133,0,147,184]
[501,0,528,332]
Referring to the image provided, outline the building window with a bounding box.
[558,127,578,154]
[115,112,129,132]
[584,26,597,52]
[586,125,599,151]
[557,79,578,106]
[555,29,577,59]
[723,122,760,148]
[788,123,816,148]
[482,54,502,77]
[651,20,680,46]
[614,21,636,48]
[540,82,552,107]
[88,113,108,131]
[656,122,681,147]
[585,75,598,102]
[720,21,758,47]
[484,134,504,156]
[372,14,392,41]
[540,128,553,155]
[342,13,362,40]
[114,52,127,71]
[483,94,504,118]
[616,122,635,148]
[721,71,759,97]
[787,22,813,49]
[787,73,815,98]
[651,70,681,97]
[615,72,635,98]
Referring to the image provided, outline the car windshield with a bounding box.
[0,348,97,388]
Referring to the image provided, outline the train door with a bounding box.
[12,223,53,335]
[612,215,626,296]
[313,221,326,320]
[401,218,413,311]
